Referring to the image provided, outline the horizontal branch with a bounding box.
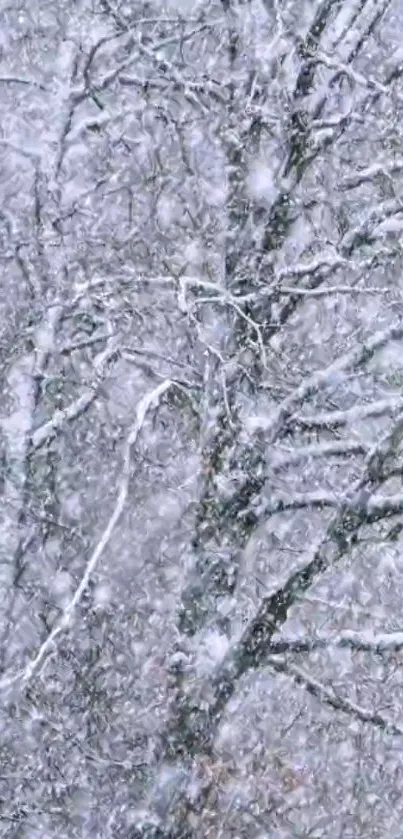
[163,414,403,758]
[60,334,112,354]
[269,629,403,655]
[249,491,338,517]
[253,490,403,521]
[274,255,346,282]
[0,76,47,91]
[340,158,403,190]
[271,440,368,468]
[290,396,403,431]
[366,492,403,521]
[277,284,385,297]
[119,73,228,104]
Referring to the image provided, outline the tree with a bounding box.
[1,0,403,836]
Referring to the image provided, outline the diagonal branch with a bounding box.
[261,321,403,435]
[168,412,403,759]
[266,656,403,736]
[1,380,174,695]
[30,338,120,451]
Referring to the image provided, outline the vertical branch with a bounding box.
[179,1,350,636]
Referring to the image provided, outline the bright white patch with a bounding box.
[2,356,34,439]
[183,241,202,268]
[387,46,403,69]
[243,414,274,433]
[216,720,238,749]
[51,571,72,598]
[157,194,175,228]
[93,582,112,608]
[246,159,277,206]
[378,552,397,576]
[156,0,199,12]
[374,217,403,237]
[63,492,82,520]
[194,629,230,677]
[204,181,227,208]
[369,340,402,371]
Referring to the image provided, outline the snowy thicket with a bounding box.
[1,0,403,836]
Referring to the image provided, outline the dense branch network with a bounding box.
[1,0,403,836]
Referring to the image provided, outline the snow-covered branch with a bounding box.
[269,629,403,655]
[31,338,119,451]
[290,397,403,431]
[366,492,403,522]
[0,76,47,91]
[270,439,368,469]
[340,158,403,189]
[276,284,385,297]
[261,322,403,439]
[255,489,403,522]
[174,412,403,751]
[267,657,403,737]
[314,52,387,96]
[8,379,174,693]
[251,491,338,517]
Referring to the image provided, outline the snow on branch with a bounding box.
[0,76,47,91]
[31,338,119,451]
[341,198,403,254]
[254,489,403,522]
[290,397,403,431]
[269,630,403,655]
[366,492,403,521]
[251,491,338,517]
[31,391,102,451]
[276,284,385,297]
[340,158,403,190]
[270,440,368,469]
[3,380,173,694]
[314,52,387,96]
[267,657,403,737]
[261,321,403,440]
[188,413,403,740]
[273,255,346,282]
[0,139,41,164]
[0,304,65,582]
